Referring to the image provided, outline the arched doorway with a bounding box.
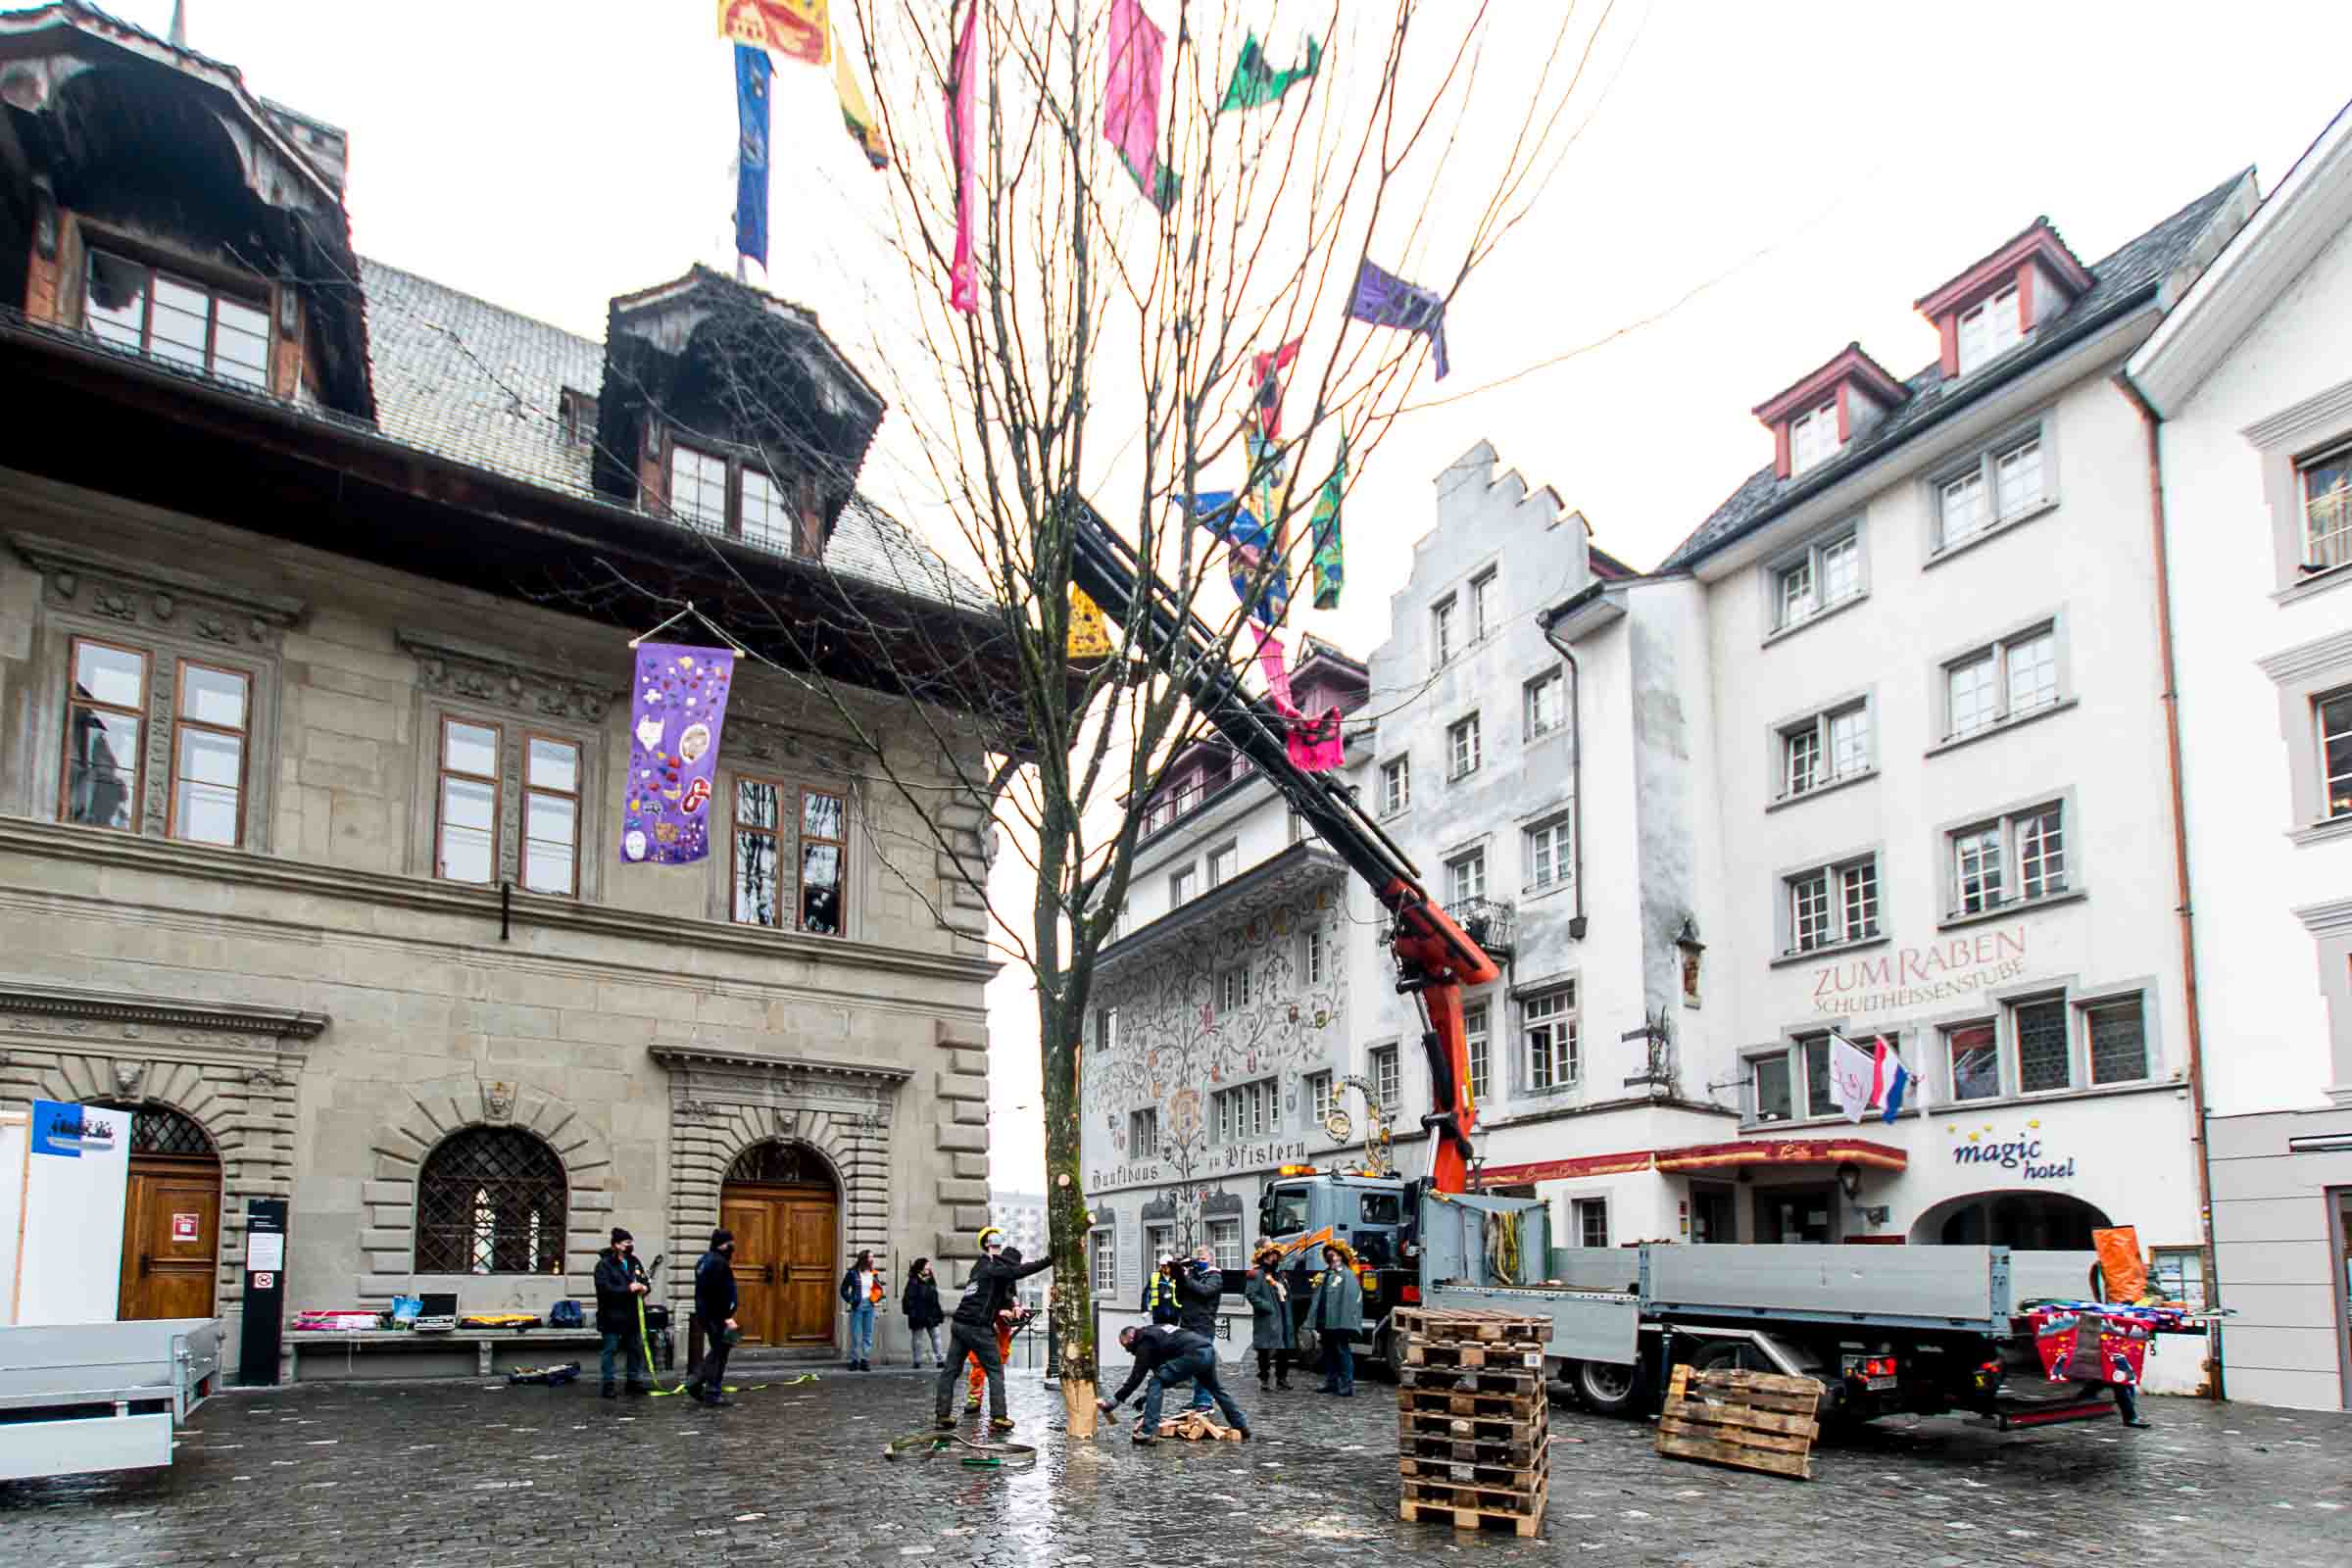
[719,1141,839,1348]
[1912,1190,2112,1250]
[98,1103,221,1321]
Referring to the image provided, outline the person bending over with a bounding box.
[1099,1322,1251,1446]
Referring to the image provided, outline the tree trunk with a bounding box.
[1041,989,1098,1438]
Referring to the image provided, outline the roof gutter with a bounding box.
[2112,367,2223,1402]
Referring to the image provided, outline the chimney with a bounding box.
[169,2,187,49]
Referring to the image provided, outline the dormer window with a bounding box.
[1955,286,2023,374]
[84,248,270,391]
[1789,403,1838,475]
[665,437,807,555]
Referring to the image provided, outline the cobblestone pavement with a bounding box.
[5,1367,2349,1567]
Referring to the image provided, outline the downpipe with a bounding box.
[1539,619,1589,940]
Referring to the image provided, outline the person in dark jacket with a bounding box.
[934,1231,1052,1432]
[904,1257,946,1367]
[839,1250,883,1370]
[1309,1243,1364,1396]
[1245,1242,1295,1389]
[592,1226,654,1398]
[688,1228,739,1407]
[1174,1244,1224,1410]
[1100,1322,1250,1444]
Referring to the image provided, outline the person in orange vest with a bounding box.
[963,1225,1024,1411]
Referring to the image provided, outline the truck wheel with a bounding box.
[1573,1357,1646,1418]
[1690,1340,1767,1374]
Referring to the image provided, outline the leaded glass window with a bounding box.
[414,1127,566,1275]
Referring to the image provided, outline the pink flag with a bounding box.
[1287,709,1344,773]
[1103,0,1164,196]
[947,1,978,314]
[1251,623,1302,717]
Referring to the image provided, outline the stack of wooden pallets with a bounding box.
[1393,1305,1550,1538]
[1655,1364,1823,1480]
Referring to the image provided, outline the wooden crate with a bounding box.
[1654,1365,1823,1481]
[1392,1305,1551,1344]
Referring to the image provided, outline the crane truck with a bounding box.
[1069,498,2168,1432]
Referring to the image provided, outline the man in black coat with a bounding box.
[689,1228,739,1408]
[1174,1244,1224,1411]
[593,1226,654,1398]
[1100,1321,1250,1444]
[934,1231,1052,1433]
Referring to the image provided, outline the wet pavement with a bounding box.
[4,1367,2348,1566]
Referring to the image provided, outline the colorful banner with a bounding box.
[833,27,889,170]
[734,44,772,267]
[1219,32,1322,113]
[719,0,829,68]
[947,0,978,313]
[1067,584,1113,658]
[1251,336,1302,436]
[1104,0,1179,212]
[1348,258,1451,379]
[1309,435,1345,609]
[621,645,737,865]
[1188,491,1288,627]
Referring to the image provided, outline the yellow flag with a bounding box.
[718,0,828,68]
[832,28,889,170]
[1067,585,1113,659]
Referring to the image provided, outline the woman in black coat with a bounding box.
[904,1257,947,1367]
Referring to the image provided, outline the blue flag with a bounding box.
[1186,492,1288,626]
[735,44,772,267]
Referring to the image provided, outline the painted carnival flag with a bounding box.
[1348,258,1451,379]
[947,0,979,312]
[1309,434,1346,609]
[621,645,737,865]
[1871,1036,1913,1123]
[1829,1034,1877,1124]
[734,44,773,267]
[1104,0,1180,212]
[1219,32,1322,113]
[1250,335,1302,437]
[719,0,829,67]
[1187,490,1288,626]
[833,27,890,169]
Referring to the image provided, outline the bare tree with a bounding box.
[609,0,1620,1434]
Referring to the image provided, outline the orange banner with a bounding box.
[719,0,829,68]
[2093,1225,2147,1303]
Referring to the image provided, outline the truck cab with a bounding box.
[1257,1166,1422,1368]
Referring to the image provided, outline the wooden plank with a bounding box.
[1658,1432,1812,1480]
[1403,1433,1548,1467]
[1399,1442,1549,1494]
[1404,1342,1546,1369]
[1398,1499,1544,1538]
[1404,1476,1544,1510]
[1400,1409,1547,1442]
[1400,1387,1544,1419]
[1669,1400,1818,1438]
[1397,1365,1545,1396]
[1657,1414,1815,1454]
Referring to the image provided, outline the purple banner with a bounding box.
[621,643,736,865]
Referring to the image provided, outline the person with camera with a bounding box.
[1174,1244,1224,1411]
[934,1228,1052,1433]
[592,1226,655,1399]
[1098,1322,1251,1445]
[689,1228,739,1408]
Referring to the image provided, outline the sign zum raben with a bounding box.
[1810,926,2028,1017]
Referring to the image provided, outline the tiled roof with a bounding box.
[358,258,993,612]
[1659,171,2252,572]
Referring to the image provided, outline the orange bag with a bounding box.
[2092,1226,2146,1304]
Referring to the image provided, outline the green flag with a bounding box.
[1219,33,1322,113]
[1310,435,1346,610]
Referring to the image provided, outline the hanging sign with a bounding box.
[621,644,737,865]
[172,1212,201,1244]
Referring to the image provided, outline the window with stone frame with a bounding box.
[1094,1005,1119,1054]
[1218,963,1253,1012]
[1770,525,1864,632]
[1447,848,1487,904]
[1380,756,1411,815]
[1371,1045,1400,1112]
[1447,712,1482,779]
[1525,811,1573,893]
[1432,595,1458,667]
[732,778,849,934]
[2318,687,2352,820]
[1207,1218,1244,1270]
[1942,623,2062,741]
[1783,854,1879,954]
[2300,440,2352,572]
[1213,1080,1272,1144]
[1305,927,1328,987]
[1935,426,2049,552]
[1129,1106,1159,1159]
[1470,569,1498,643]
[1092,1231,1118,1294]
[435,716,502,884]
[1523,985,1578,1090]
[520,734,583,896]
[1571,1197,1609,1250]
[60,636,264,849]
[1945,1020,2000,1102]
[1464,1001,1493,1102]
[1305,1070,1335,1129]
[1947,802,2067,917]
[1525,667,1565,738]
[1779,700,1871,799]
[2082,994,2149,1086]
[414,1126,567,1275]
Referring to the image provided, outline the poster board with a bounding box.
[15,1101,130,1326]
[0,1111,26,1326]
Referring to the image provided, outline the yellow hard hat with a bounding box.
[977,1225,1005,1249]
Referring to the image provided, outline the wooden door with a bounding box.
[120,1159,220,1321]
[780,1194,838,1345]
[720,1195,778,1346]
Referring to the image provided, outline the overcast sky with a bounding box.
[117,2,2352,1192]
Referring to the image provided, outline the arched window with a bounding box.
[415,1126,566,1275]
[725,1140,833,1188]
[94,1102,216,1158]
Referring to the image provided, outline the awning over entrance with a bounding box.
[1478,1135,1905,1189]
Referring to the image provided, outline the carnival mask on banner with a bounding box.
[620,644,736,864]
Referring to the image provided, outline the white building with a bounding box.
[989,1190,1051,1311]
[2125,98,2352,1410]
[1078,642,1369,1304]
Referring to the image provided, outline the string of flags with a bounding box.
[720,1,889,273]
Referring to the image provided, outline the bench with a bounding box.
[284,1329,610,1382]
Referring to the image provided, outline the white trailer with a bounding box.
[0,1317,221,1480]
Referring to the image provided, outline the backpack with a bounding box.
[548,1299,585,1328]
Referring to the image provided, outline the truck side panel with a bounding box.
[0,1412,173,1478]
[1644,1245,2009,1331]
[1423,1283,1641,1364]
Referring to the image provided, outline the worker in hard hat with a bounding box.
[962,1225,1026,1413]
[935,1226,1051,1433]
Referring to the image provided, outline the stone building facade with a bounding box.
[0,7,1000,1372]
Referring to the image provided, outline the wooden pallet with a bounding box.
[1400,1436,1549,1490]
[1400,1406,1546,1444]
[1403,1340,1546,1369]
[1398,1474,1547,1537]
[1655,1365,1822,1481]
[1400,1385,1545,1419]
[1155,1409,1244,1442]
[1404,1430,1548,1468]
[1398,1363,1544,1396]
[1393,1306,1551,1343]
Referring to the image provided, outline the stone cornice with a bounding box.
[0,978,328,1043]
[650,1044,915,1081]
[11,529,309,648]
[395,626,628,724]
[0,815,1002,989]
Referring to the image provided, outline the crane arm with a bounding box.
[1067,499,1500,1192]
